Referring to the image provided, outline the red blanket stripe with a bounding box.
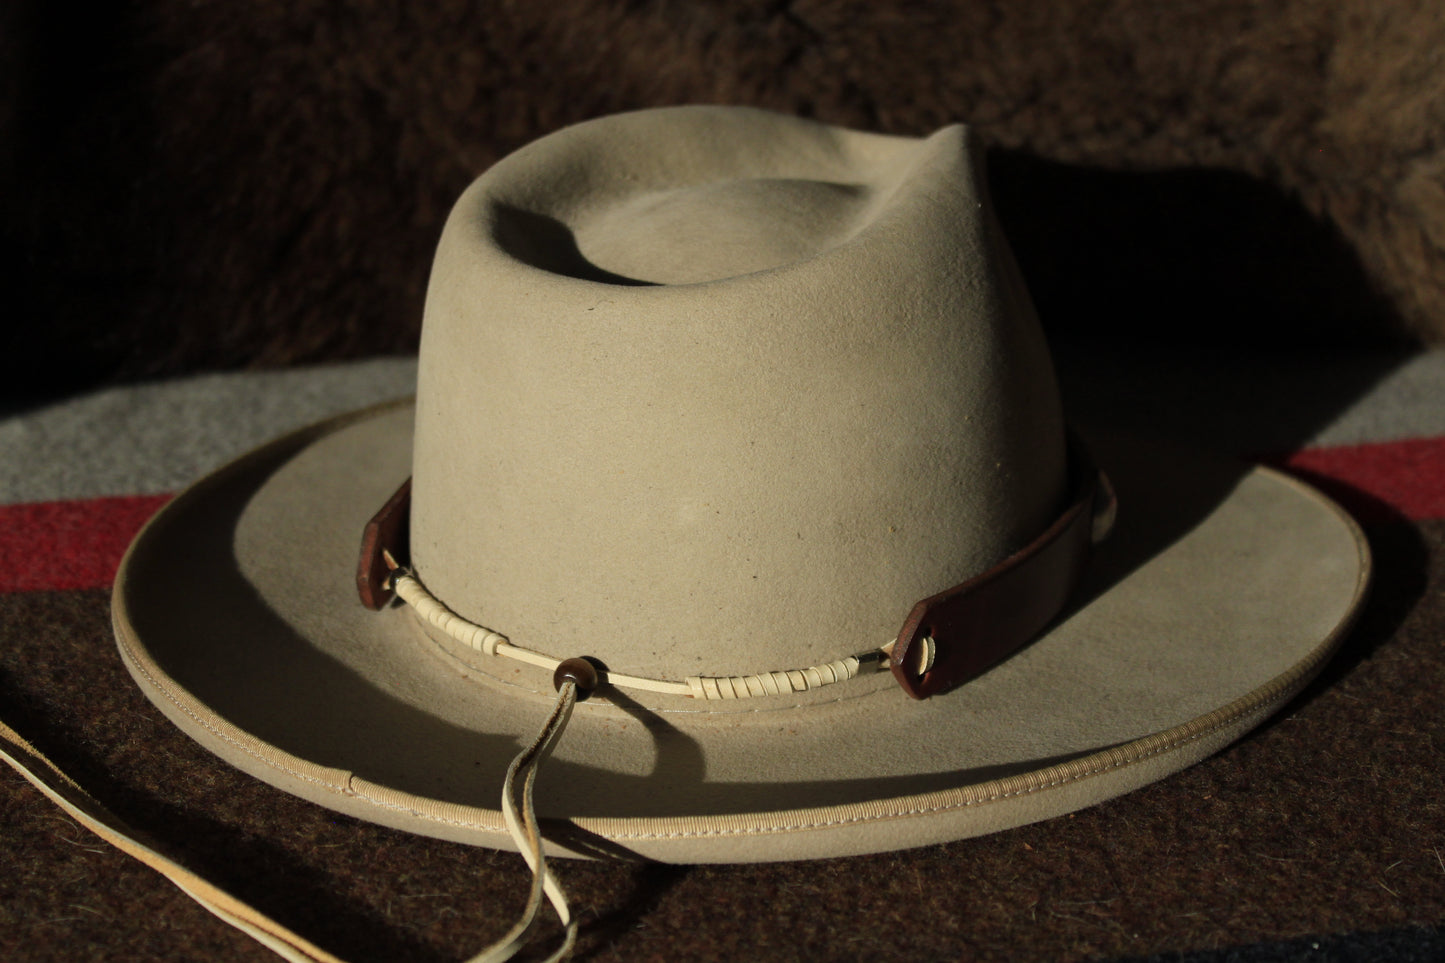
[1269,436,1445,526]
[2,437,1441,593]
[2,494,173,593]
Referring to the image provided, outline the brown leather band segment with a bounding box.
[890,435,1109,699]
[357,477,412,609]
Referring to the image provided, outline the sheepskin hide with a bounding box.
[3,1,1443,397]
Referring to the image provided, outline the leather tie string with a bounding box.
[0,686,590,963]
[468,661,594,963]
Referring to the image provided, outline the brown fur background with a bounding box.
[4,1,1444,399]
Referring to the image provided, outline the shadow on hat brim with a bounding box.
[113,400,1369,863]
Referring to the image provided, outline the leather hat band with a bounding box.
[357,432,1114,700]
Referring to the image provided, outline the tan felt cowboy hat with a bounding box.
[112,107,1369,879]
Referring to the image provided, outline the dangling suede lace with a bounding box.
[0,677,589,963]
[468,676,581,963]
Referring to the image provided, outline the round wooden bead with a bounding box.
[553,657,600,699]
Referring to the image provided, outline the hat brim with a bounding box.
[113,400,1369,862]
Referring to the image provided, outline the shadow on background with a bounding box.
[0,1,160,404]
[989,150,1404,351]
[987,150,1431,765]
[991,150,1431,731]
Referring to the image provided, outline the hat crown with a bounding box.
[411,106,1065,683]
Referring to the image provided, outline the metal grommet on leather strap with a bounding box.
[889,431,1110,700]
[356,477,412,610]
